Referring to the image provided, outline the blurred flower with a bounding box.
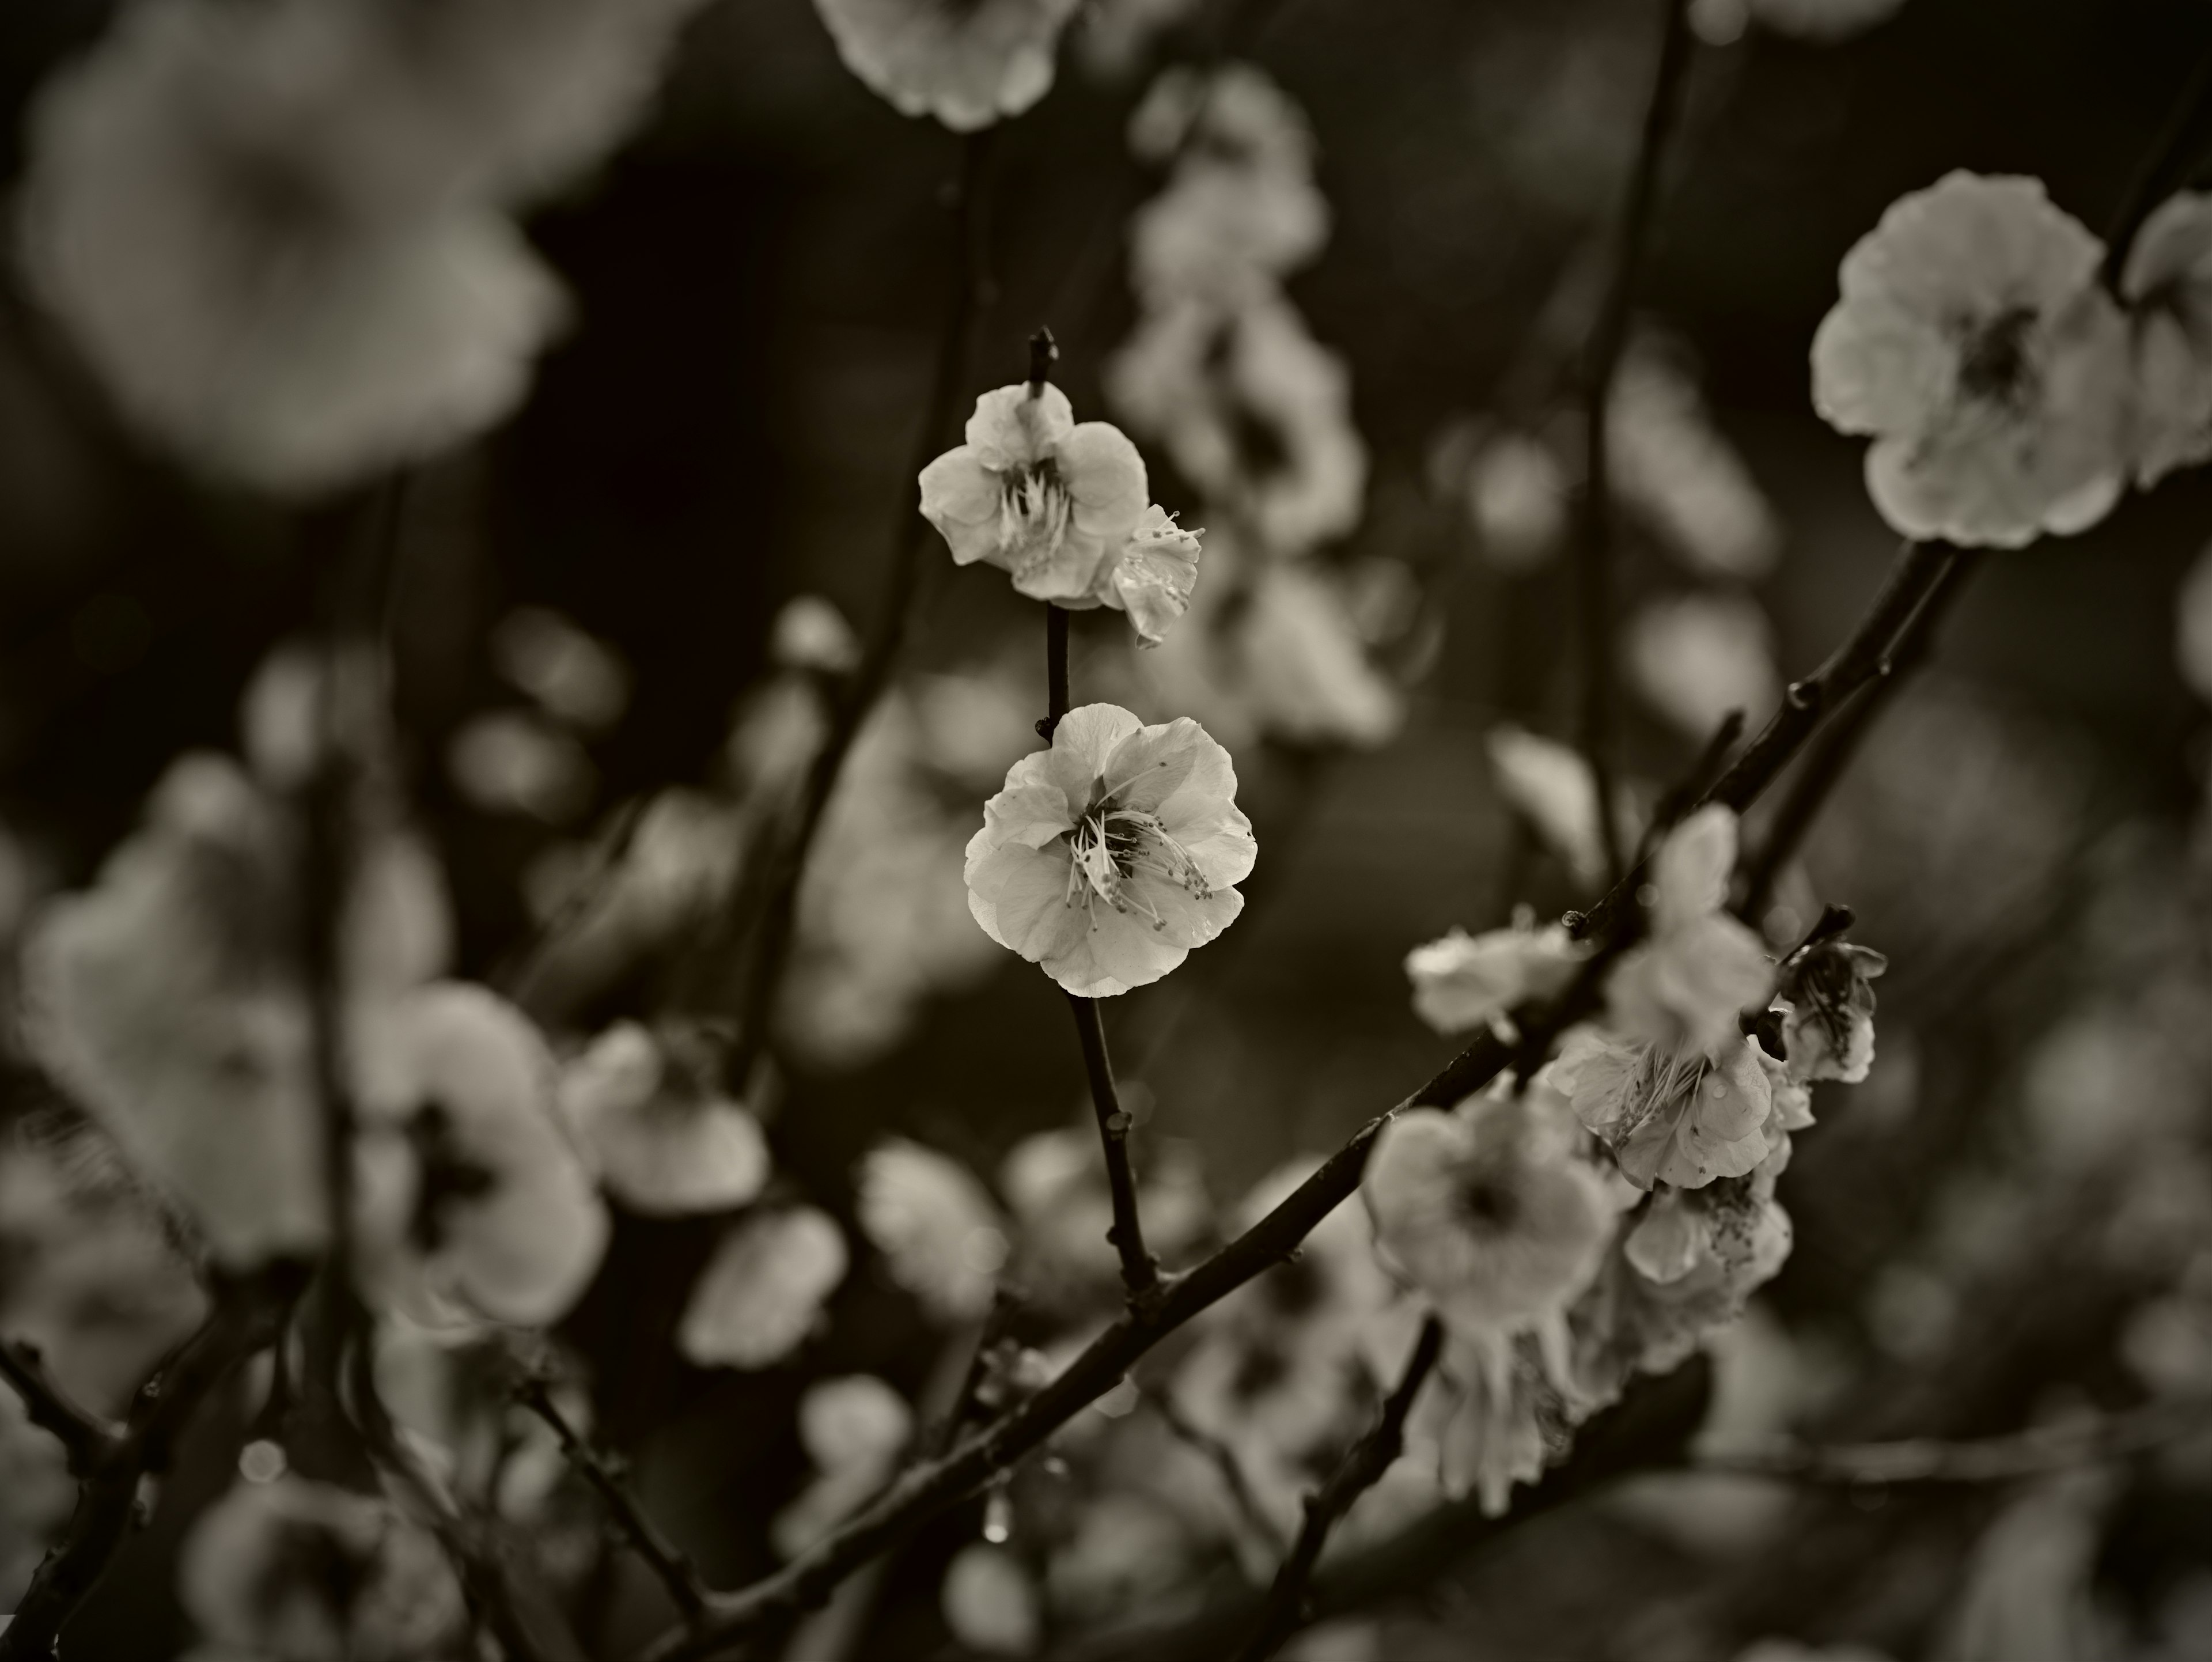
[491,607,631,732]
[1938,1474,2109,1662]
[1484,724,1611,887]
[1412,1324,1567,1516]
[1626,591,1781,738]
[921,383,1151,607]
[22,755,326,1266]
[1103,505,1205,647]
[1363,1087,1613,1342]
[1464,430,1570,571]
[679,1206,848,1369]
[355,983,607,1328]
[0,1387,74,1612]
[557,1022,769,1216]
[771,594,863,676]
[447,708,597,824]
[1693,0,1907,44]
[1604,805,1775,1057]
[1128,61,1315,175]
[1778,936,1887,1084]
[2124,192,2212,487]
[1047,1493,1193,1622]
[180,1476,465,1662]
[812,0,1081,131]
[856,1137,1009,1323]
[1404,915,1587,1038]
[772,1375,911,1557]
[1128,162,1328,312]
[1811,172,2130,548]
[1078,0,1203,81]
[965,703,1255,997]
[942,1542,1043,1656]
[2176,540,2212,703]
[1610,342,1781,580]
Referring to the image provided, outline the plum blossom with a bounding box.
[2122,192,2212,486]
[180,1475,466,1662]
[941,1543,1043,1657]
[354,983,608,1328]
[964,703,1255,997]
[1626,592,1782,739]
[557,1022,770,1216]
[1610,341,1780,580]
[1404,915,1587,1038]
[922,383,1202,640]
[812,0,1082,131]
[679,1206,849,1369]
[1811,171,2131,547]
[1778,936,1888,1085]
[1552,1024,1779,1192]
[1484,724,1616,887]
[1463,430,1570,571]
[855,1138,1009,1323]
[771,1375,911,1557]
[1605,805,1775,1057]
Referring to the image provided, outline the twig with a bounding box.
[0,1273,300,1662]
[1574,0,1699,888]
[1699,1396,2206,1489]
[1233,1315,1445,1662]
[1068,995,1160,1301]
[712,127,998,1087]
[1139,1381,1286,1558]
[1571,539,1963,944]
[1737,548,1983,919]
[517,1375,709,1622]
[1041,603,1072,742]
[0,1339,115,1475]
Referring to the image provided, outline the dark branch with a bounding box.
[517,1375,709,1622]
[1041,601,1072,741]
[0,1339,114,1475]
[1234,1315,1445,1662]
[1068,993,1159,1301]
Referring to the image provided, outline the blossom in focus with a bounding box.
[1404,916,1587,1038]
[1811,171,2131,548]
[964,703,1255,997]
[1604,805,1775,1057]
[1551,1025,1778,1190]
[354,983,608,1328]
[1626,591,1782,739]
[679,1206,849,1369]
[1363,1087,1615,1343]
[921,384,1150,606]
[812,0,1081,131]
[22,755,327,1266]
[2122,191,2212,486]
[180,1476,466,1662]
[771,1375,912,1558]
[1778,936,1888,1085]
[856,1138,1010,1323]
[557,1022,770,1216]
[1103,505,1205,647]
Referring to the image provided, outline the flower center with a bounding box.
[1956,305,2039,408]
[999,465,1074,578]
[1455,1167,1521,1234]
[1063,800,1214,932]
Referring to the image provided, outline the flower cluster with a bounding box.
[1812,170,2212,547]
[921,383,1205,648]
[18,0,706,493]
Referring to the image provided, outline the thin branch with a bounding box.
[2100,29,2212,286]
[0,1273,300,1662]
[713,127,998,1086]
[1574,0,1699,888]
[1139,1381,1286,1558]
[1042,602,1072,741]
[517,1375,709,1622]
[1699,1397,2207,1489]
[0,1339,115,1476]
[1233,1315,1445,1662]
[1069,994,1160,1301]
[1738,548,1983,919]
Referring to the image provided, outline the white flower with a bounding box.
[812,0,1081,131]
[1811,172,2131,548]
[1551,1026,1778,1191]
[678,1206,849,1369]
[1464,431,1570,571]
[1484,724,1614,888]
[1626,592,1781,739]
[771,1375,911,1557]
[1129,161,1329,311]
[1412,1326,1565,1517]
[447,708,597,823]
[2122,191,2212,486]
[921,384,1150,607]
[770,595,863,675]
[1404,918,1587,1038]
[180,1477,465,1662]
[964,703,1255,997]
[941,1542,1043,1657]
[22,755,326,1267]
[1610,342,1780,580]
[1363,1088,1614,1342]
[557,1023,770,1216]
[855,1138,1009,1323]
[1103,505,1205,647]
[1777,937,1888,1085]
[355,983,608,1328]
[1604,805,1775,1057]
[491,607,631,731]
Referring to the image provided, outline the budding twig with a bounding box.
[1233,1314,1445,1662]
[517,1374,709,1622]
[1068,994,1161,1301]
[1574,0,1699,889]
